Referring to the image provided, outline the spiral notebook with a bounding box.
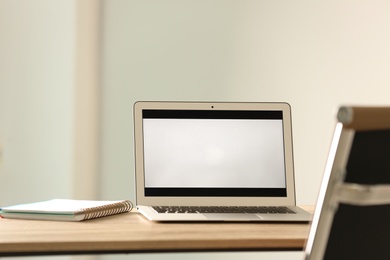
[0,199,133,221]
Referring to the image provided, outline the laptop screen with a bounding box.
[142,109,287,197]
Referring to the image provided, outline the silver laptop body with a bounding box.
[134,101,311,222]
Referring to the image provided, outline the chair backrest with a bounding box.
[304,106,390,260]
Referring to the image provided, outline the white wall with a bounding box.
[0,0,76,206]
[100,0,390,204]
[99,1,390,259]
[0,1,98,260]
[0,0,99,205]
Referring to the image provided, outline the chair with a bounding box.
[304,106,390,260]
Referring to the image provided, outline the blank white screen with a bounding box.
[143,119,286,188]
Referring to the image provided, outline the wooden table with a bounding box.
[0,206,313,257]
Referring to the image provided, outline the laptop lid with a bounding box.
[134,101,296,207]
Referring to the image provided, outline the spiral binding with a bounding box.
[77,200,133,220]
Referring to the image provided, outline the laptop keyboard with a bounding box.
[152,206,296,214]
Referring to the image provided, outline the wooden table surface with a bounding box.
[0,206,313,256]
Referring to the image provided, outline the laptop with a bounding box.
[133,101,312,222]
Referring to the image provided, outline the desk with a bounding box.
[0,206,313,257]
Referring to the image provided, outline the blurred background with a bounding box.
[1,0,390,259]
